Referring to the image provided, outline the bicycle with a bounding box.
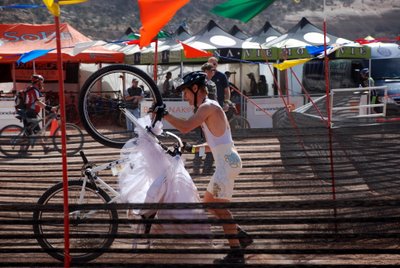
[225,102,250,130]
[32,111,188,263]
[0,109,84,157]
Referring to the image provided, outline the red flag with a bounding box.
[125,39,140,45]
[138,0,189,48]
[180,42,213,59]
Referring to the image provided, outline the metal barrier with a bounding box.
[330,86,387,120]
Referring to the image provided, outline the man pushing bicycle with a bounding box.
[16,74,57,153]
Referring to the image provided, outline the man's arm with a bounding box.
[163,104,210,134]
[224,86,231,101]
[35,99,57,112]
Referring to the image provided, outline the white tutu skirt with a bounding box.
[118,116,211,235]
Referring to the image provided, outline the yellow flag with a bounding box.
[43,0,88,16]
[42,0,59,16]
[273,58,311,71]
[60,0,88,5]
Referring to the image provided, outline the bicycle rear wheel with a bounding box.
[229,116,250,130]
[79,64,162,148]
[33,180,118,263]
[52,123,84,156]
[0,124,29,157]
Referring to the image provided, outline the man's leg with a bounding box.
[203,191,244,264]
[126,109,133,132]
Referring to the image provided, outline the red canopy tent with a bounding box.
[0,23,124,64]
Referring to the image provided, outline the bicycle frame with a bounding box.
[73,108,182,217]
[24,112,58,146]
[72,156,129,220]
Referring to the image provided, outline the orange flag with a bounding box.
[50,118,59,136]
[180,42,213,59]
[138,0,189,48]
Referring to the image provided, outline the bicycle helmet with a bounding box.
[32,74,44,83]
[176,71,207,108]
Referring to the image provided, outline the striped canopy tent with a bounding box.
[179,20,276,63]
[261,17,370,60]
[246,21,282,45]
[228,25,249,40]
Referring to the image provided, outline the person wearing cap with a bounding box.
[360,68,375,88]
[156,71,253,264]
[124,78,144,133]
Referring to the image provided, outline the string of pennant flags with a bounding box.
[1,1,400,68]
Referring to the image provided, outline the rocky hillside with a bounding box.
[0,0,399,42]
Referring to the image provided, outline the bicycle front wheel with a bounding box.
[0,124,28,157]
[52,123,84,156]
[79,64,162,148]
[32,180,118,263]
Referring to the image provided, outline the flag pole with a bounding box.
[322,0,337,230]
[153,39,159,82]
[54,10,71,267]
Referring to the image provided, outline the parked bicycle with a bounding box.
[225,102,250,130]
[0,109,84,157]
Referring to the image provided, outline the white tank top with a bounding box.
[201,99,233,149]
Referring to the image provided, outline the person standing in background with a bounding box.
[201,62,218,101]
[207,57,230,108]
[124,78,143,133]
[257,75,268,96]
[247,73,258,96]
[162,71,174,98]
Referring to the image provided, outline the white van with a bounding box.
[367,43,400,115]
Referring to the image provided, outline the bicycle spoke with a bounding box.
[79,65,162,148]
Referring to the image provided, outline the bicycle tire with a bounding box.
[79,64,162,148]
[32,180,119,263]
[229,116,250,130]
[52,123,84,156]
[0,124,29,157]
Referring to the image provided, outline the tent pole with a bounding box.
[12,63,16,91]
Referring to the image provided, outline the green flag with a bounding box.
[210,0,276,23]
